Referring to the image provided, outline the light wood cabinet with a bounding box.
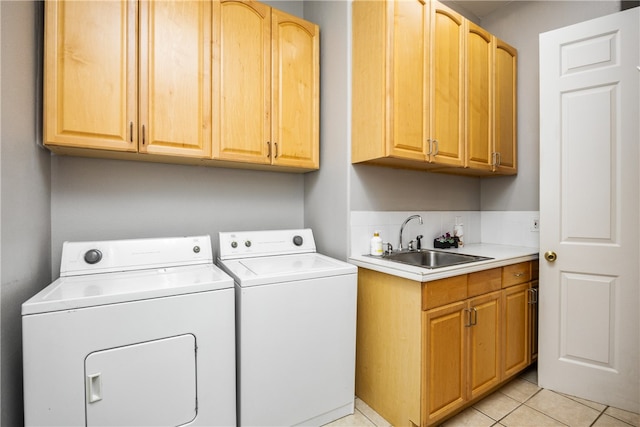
[44,0,319,172]
[493,37,518,174]
[423,289,501,425]
[351,0,463,170]
[45,0,211,158]
[139,0,212,157]
[352,0,517,176]
[213,1,319,170]
[464,25,518,175]
[430,1,465,167]
[356,261,537,427]
[352,0,429,166]
[44,0,137,152]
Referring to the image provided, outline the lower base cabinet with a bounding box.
[355,261,538,427]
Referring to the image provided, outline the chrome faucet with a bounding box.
[399,215,423,251]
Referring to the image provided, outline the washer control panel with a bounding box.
[218,229,316,260]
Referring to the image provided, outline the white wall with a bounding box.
[1,2,51,425]
[480,0,621,211]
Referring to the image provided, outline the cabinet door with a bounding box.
[468,291,502,400]
[502,282,530,379]
[213,0,271,164]
[389,0,429,161]
[423,301,467,425]
[271,9,320,169]
[44,0,137,151]
[493,37,517,174]
[429,1,464,167]
[465,21,493,172]
[139,0,212,158]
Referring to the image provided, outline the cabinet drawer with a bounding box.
[468,268,501,297]
[502,262,531,288]
[422,275,467,310]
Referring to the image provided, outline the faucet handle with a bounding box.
[383,242,393,255]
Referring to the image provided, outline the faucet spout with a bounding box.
[399,214,423,251]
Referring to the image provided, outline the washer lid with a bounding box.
[22,264,233,315]
[218,253,356,287]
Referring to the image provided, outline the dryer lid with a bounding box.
[22,263,233,315]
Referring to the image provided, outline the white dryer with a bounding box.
[217,229,357,427]
[22,236,236,427]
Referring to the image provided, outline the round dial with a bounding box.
[84,249,102,265]
[292,235,303,246]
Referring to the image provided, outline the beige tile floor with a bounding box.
[326,366,640,427]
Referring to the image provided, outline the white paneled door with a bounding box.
[539,8,639,413]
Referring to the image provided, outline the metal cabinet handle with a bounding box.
[426,139,433,155]
[129,122,133,143]
[267,141,271,158]
[528,288,538,304]
[432,139,439,156]
[274,142,278,159]
[142,125,146,145]
[513,272,524,277]
[465,307,478,327]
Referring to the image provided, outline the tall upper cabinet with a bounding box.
[213,0,319,170]
[45,0,211,158]
[44,1,138,152]
[43,0,319,172]
[352,0,517,176]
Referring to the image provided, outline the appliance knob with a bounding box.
[193,245,200,253]
[245,240,252,248]
[84,249,102,265]
[231,241,238,249]
[293,235,303,246]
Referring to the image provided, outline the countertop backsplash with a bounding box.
[350,211,540,257]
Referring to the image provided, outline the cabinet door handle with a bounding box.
[87,373,102,403]
[267,141,271,158]
[464,308,472,327]
[426,139,433,156]
[432,139,439,156]
[528,288,538,304]
[129,122,133,143]
[142,125,146,145]
[471,307,478,326]
[274,142,278,159]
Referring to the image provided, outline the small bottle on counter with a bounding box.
[454,217,464,247]
[370,231,383,256]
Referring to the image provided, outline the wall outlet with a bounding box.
[530,218,540,232]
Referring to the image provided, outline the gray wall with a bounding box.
[1,2,51,425]
[479,0,621,211]
[303,0,352,260]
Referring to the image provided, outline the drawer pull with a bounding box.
[513,272,524,277]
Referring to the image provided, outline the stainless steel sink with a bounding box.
[380,249,492,269]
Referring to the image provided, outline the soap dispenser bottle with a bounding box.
[370,231,383,256]
[454,217,464,247]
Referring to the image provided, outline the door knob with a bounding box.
[544,251,557,262]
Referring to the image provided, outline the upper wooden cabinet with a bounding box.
[493,37,517,175]
[213,1,319,170]
[44,0,137,152]
[352,0,463,169]
[352,0,517,176]
[138,0,212,157]
[45,0,211,158]
[430,2,465,167]
[44,0,319,172]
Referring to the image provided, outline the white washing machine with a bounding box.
[217,229,357,427]
[22,235,236,427]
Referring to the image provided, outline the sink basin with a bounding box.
[380,249,492,269]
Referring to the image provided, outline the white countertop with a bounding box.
[348,243,539,282]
